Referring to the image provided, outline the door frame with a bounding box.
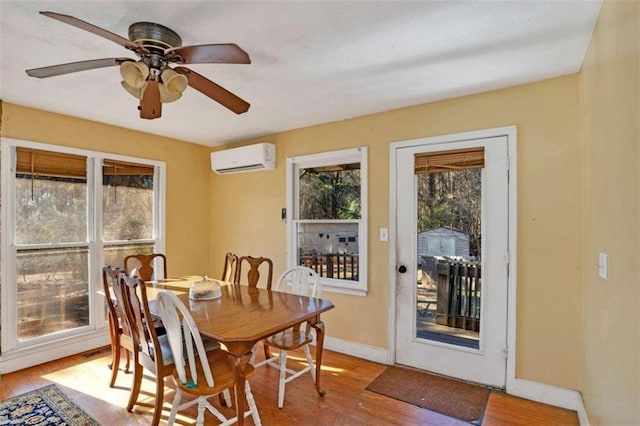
[388,125,517,390]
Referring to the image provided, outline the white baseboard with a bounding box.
[323,336,391,365]
[575,392,591,426]
[508,377,580,410]
[508,377,589,425]
[323,337,589,424]
[0,331,110,376]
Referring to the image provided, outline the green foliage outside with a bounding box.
[299,165,361,220]
[417,169,481,257]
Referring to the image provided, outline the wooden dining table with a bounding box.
[149,278,335,425]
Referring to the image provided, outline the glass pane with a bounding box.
[103,160,154,241]
[296,222,359,281]
[416,169,481,349]
[299,164,360,220]
[17,247,89,341]
[103,243,155,271]
[15,175,87,245]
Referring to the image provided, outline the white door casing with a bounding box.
[391,128,515,388]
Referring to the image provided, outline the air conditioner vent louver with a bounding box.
[211,143,275,175]
[215,163,267,174]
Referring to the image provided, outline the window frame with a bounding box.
[1,138,166,353]
[286,147,368,296]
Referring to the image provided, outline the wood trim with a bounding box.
[103,159,154,176]
[414,147,485,174]
[15,149,154,179]
[16,147,87,178]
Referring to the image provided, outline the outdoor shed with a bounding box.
[417,226,470,259]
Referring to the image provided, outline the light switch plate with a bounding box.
[379,227,388,242]
[598,252,608,280]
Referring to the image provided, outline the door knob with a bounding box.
[397,265,407,273]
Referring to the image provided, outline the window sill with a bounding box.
[321,281,367,296]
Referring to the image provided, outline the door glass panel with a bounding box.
[17,247,89,341]
[416,169,481,349]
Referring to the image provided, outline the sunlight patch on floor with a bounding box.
[263,353,345,373]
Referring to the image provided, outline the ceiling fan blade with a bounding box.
[40,11,148,54]
[174,66,250,114]
[139,80,162,119]
[166,43,251,64]
[26,58,133,78]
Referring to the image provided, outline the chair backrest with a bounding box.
[102,266,133,334]
[102,266,120,323]
[121,274,166,366]
[221,252,238,282]
[275,266,321,298]
[155,290,215,388]
[236,256,273,289]
[124,253,167,281]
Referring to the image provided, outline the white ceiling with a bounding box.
[0,1,601,147]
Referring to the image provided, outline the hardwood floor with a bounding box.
[0,346,579,425]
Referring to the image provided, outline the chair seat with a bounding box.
[150,332,222,367]
[264,328,313,350]
[149,313,166,335]
[174,349,256,397]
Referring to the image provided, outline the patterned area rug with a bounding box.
[0,384,100,425]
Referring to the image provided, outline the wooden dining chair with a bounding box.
[101,266,132,388]
[235,256,273,289]
[124,253,167,281]
[122,275,225,425]
[254,266,321,408]
[121,274,176,426]
[221,252,238,282]
[155,290,261,426]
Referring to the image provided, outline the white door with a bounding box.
[393,134,510,388]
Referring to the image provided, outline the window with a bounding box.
[286,147,367,295]
[1,140,165,352]
[102,159,159,269]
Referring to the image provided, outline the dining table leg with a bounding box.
[309,318,327,397]
[224,342,255,426]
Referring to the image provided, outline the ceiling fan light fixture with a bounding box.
[27,11,251,117]
[120,61,149,89]
[159,68,188,103]
[121,80,148,99]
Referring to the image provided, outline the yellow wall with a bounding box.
[580,0,640,424]
[0,103,213,277]
[9,6,638,413]
[209,74,584,390]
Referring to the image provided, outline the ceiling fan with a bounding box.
[26,11,251,119]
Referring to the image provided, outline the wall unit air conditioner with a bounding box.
[210,143,276,174]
